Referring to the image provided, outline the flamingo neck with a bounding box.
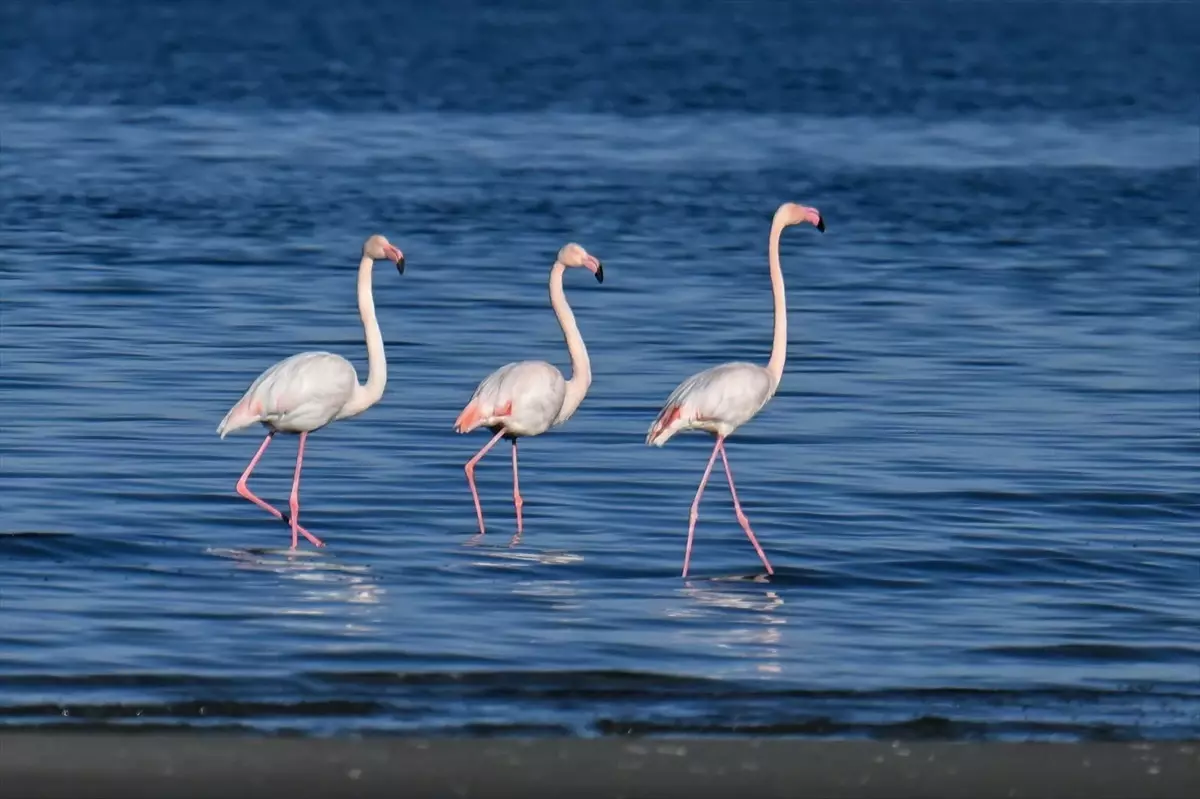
[339,254,386,419]
[550,261,591,425]
[764,216,788,390]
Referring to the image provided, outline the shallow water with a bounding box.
[1,0,1197,739]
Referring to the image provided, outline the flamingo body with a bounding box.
[647,201,825,578]
[455,360,566,437]
[216,234,404,550]
[217,351,359,438]
[455,242,604,540]
[647,362,774,446]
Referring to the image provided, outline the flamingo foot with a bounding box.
[280,513,325,548]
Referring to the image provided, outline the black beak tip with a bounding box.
[595,263,604,283]
[395,256,406,274]
[816,218,826,233]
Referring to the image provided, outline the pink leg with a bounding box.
[682,439,723,578]
[718,440,773,575]
[287,431,311,549]
[235,432,324,548]
[512,441,524,534]
[510,440,524,546]
[464,429,506,536]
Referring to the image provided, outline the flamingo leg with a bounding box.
[286,431,313,549]
[464,429,506,536]
[235,432,324,548]
[718,440,773,575]
[510,439,524,543]
[683,439,723,578]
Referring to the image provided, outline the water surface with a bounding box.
[1,0,1197,739]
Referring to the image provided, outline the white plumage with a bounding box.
[217,352,359,438]
[455,360,568,438]
[646,362,775,446]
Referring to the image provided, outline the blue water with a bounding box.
[1,0,1197,740]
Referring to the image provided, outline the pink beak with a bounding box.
[385,245,405,273]
[583,255,604,283]
[803,207,826,232]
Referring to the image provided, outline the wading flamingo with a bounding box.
[216,234,405,549]
[454,243,604,540]
[646,202,825,577]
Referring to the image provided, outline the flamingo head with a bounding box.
[364,234,406,274]
[776,203,825,233]
[557,242,604,284]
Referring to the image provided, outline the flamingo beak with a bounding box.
[803,207,825,233]
[586,256,604,283]
[386,246,405,274]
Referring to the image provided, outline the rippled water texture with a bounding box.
[1,0,1197,739]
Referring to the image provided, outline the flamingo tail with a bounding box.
[217,398,264,439]
[646,405,683,447]
[454,401,485,434]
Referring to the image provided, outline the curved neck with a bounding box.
[550,261,591,425]
[339,255,386,418]
[764,217,788,389]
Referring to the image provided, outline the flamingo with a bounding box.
[646,202,825,578]
[215,234,405,549]
[453,243,604,540]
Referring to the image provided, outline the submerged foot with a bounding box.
[279,513,325,548]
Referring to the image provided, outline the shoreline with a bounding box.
[0,734,1196,798]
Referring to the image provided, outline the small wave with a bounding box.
[0,531,173,560]
[593,715,1133,742]
[4,668,1196,701]
[2,670,1195,740]
[0,699,382,720]
[5,107,1196,172]
[979,643,1200,665]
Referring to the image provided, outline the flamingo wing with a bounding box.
[455,360,566,436]
[647,362,774,445]
[217,351,358,437]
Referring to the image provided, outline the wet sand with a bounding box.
[0,734,1196,798]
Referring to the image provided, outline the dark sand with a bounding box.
[0,734,1196,798]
